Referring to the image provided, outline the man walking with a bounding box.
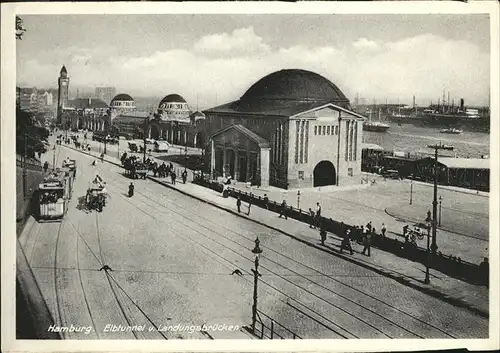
[381,223,387,237]
[247,196,252,216]
[182,169,188,184]
[309,208,315,229]
[263,194,269,210]
[361,229,372,256]
[340,229,354,255]
[278,200,287,219]
[315,202,322,228]
[237,197,242,213]
[320,222,327,245]
[43,161,49,174]
[171,171,176,185]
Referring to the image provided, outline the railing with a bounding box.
[255,310,301,339]
[191,176,488,286]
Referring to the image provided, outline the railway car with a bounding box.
[36,172,70,222]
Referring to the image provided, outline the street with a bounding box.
[19,144,489,339]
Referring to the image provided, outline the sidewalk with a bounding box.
[61,141,489,317]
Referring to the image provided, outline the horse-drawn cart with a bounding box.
[86,179,107,212]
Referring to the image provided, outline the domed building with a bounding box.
[110,93,136,120]
[146,93,206,146]
[202,69,365,188]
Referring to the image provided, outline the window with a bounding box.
[335,126,339,135]
[323,126,326,135]
[348,168,353,176]
[314,126,317,135]
[327,126,331,135]
[298,171,304,180]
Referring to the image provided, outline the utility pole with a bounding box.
[251,237,263,333]
[143,116,148,163]
[426,142,454,255]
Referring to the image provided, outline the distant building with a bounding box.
[201,69,365,188]
[112,111,152,139]
[17,87,57,122]
[110,93,137,120]
[57,65,110,131]
[95,86,117,105]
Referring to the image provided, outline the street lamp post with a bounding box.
[297,190,301,209]
[251,237,263,333]
[427,142,453,255]
[52,145,56,171]
[425,221,431,284]
[438,196,442,227]
[409,179,413,205]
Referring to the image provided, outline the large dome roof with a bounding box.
[159,94,186,106]
[111,93,134,102]
[241,69,349,103]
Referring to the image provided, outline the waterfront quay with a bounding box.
[18,137,489,339]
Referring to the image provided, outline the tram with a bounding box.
[36,171,71,222]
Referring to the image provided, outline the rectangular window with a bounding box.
[305,120,309,163]
[299,120,304,164]
[327,126,331,135]
[314,126,317,135]
[322,126,326,135]
[335,125,339,135]
[298,171,304,180]
[348,168,353,176]
[345,121,349,161]
[295,121,299,164]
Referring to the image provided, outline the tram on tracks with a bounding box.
[36,170,72,222]
[86,176,107,212]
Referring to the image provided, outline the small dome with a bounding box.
[111,93,134,102]
[241,69,349,103]
[159,94,187,107]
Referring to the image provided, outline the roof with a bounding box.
[113,111,151,124]
[60,65,67,74]
[159,94,186,105]
[111,93,134,102]
[190,110,205,117]
[66,98,109,109]
[418,157,490,170]
[211,124,270,148]
[241,69,350,104]
[362,143,384,151]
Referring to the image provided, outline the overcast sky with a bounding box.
[16,14,490,109]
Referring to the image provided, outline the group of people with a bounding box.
[337,221,385,256]
[121,153,188,184]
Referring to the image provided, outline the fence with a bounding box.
[254,310,301,339]
[16,154,43,171]
[192,174,487,286]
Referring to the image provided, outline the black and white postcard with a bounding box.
[2,1,499,352]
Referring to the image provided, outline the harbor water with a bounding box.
[364,123,490,158]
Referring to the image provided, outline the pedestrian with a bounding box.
[171,171,176,185]
[43,161,49,174]
[263,194,269,210]
[182,169,188,184]
[278,200,288,219]
[237,197,242,213]
[402,225,409,243]
[320,222,327,245]
[381,223,387,237]
[361,229,372,256]
[37,151,42,159]
[340,229,354,255]
[478,257,489,286]
[315,202,322,227]
[366,221,372,233]
[309,208,315,229]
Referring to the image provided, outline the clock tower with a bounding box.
[57,65,69,125]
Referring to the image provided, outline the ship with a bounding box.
[363,108,390,132]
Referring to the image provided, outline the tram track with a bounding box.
[88,161,459,338]
[103,174,455,337]
[119,182,456,338]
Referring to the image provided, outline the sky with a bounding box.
[16,14,491,109]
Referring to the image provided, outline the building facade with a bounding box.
[110,93,137,120]
[56,66,110,131]
[202,69,365,189]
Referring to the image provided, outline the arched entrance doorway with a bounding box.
[150,124,160,140]
[313,161,336,187]
[194,131,205,149]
